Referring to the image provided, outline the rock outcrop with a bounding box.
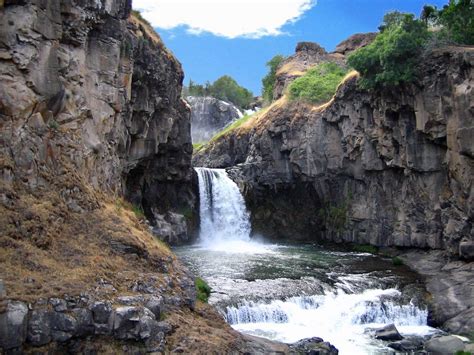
[194,45,473,334]
[271,35,376,101]
[0,0,196,231]
[187,96,242,142]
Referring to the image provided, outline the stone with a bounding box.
[145,296,164,319]
[72,308,94,337]
[388,337,424,352]
[425,335,466,354]
[289,336,339,355]
[27,309,52,346]
[51,312,77,342]
[90,301,112,324]
[459,240,474,260]
[374,324,403,341]
[0,301,28,350]
[50,298,68,312]
[111,306,157,341]
[152,211,189,246]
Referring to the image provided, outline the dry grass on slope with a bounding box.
[0,172,184,302]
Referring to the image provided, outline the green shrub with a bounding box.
[347,12,429,89]
[392,256,404,266]
[262,54,286,104]
[438,0,474,45]
[455,351,472,355]
[209,113,252,142]
[131,204,145,220]
[288,62,348,104]
[185,76,253,110]
[192,142,205,153]
[195,277,211,303]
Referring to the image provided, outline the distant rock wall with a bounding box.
[187,96,242,142]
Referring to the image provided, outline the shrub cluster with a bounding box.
[288,62,348,104]
[261,54,286,104]
[184,76,253,110]
[348,1,473,89]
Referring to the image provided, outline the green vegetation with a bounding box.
[348,13,429,89]
[348,2,473,90]
[48,119,59,130]
[261,54,286,104]
[184,76,253,109]
[195,277,211,303]
[352,244,379,254]
[455,351,472,355]
[318,196,350,232]
[209,114,252,142]
[436,0,474,44]
[115,198,146,220]
[288,62,348,104]
[392,256,404,266]
[193,142,205,153]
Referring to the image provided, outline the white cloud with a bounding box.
[133,0,317,39]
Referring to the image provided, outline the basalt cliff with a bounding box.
[194,42,474,333]
[0,1,288,352]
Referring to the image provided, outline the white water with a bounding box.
[195,168,272,253]
[227,288,436,354]
[192,167,439,353]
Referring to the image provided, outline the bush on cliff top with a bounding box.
[347,12,429,89]
[288,62,348,104]
[184,76,253,110]
[262,54,286,104]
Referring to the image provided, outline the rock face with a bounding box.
[186,96,242,142]
[0,0,195,226]
[333,32,377,55]
[272,42,346,100]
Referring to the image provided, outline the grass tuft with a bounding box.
[352,244,378,254]
[195,277,211,303]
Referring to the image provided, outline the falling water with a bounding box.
[195,168,260,251]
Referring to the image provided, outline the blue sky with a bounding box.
[134,0,447,95]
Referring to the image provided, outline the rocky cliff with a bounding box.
[194,45,474,333]
[0,0,260,352]
[187,96,242,142]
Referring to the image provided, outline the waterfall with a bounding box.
[195,168,251,247]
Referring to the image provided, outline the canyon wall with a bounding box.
[187,96,242,142]
[195,45,473,259]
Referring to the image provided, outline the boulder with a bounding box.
[152,211,188,245]
[388,337,424,352]
[0,301,28,350]
[51,312,77,342]
[145,295,164,319]
[290,337,339,354]
[27,309,52,346]
[425,335,466,354]
[374,324,403,341]
[459,240,474,260]
[90,301,113,324]
[111,306,158,341]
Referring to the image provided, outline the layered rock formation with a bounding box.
[194,45,473,334]
[187,96,242,142]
